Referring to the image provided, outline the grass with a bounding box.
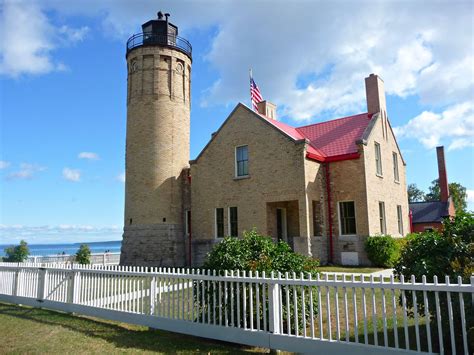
[0,302,275,354]
[318,266,385,274]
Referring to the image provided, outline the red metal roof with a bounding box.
[260,112,373,162]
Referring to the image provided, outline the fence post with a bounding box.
[37,268,47,302]
[13,269,20,296]
[269,271,281,334]
[150,272,157,316]
[471,276,474,307]
[67,267,77,304]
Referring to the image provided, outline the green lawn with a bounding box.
[0,302,274,354]
[318,266,385,274]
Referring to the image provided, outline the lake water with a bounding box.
[0,240,122,257]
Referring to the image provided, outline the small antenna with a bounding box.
[165,13,170,21]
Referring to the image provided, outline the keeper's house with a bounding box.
[188,74,409,266]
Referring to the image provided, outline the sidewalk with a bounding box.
[320,268,395,278]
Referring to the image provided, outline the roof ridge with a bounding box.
[296,112,370,130]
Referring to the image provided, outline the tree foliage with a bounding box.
[75,244,91,264]
[407,183,425,203]
[425,178,468,212]
[408,179,468,212]
[3,240,30,262]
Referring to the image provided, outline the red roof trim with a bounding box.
[306,152,360,163]
[325,152,360,162]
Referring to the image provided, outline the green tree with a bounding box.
[407,183,425,202]
[4,240,30,262]
[75,244,91,264]
[425,178,468,212]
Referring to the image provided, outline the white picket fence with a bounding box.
[25,252,121,265]
[0,263,472,354]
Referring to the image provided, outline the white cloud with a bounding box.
[0,161,10,169]
[467,190,474,202]
[394,102,474,150]
[78,152,100,160]
[0,0,89,77]
[116,172,125,183]
[0,224,122,244]
[2,1,473,121]
[7,163,47,180]
[62,167,81,182]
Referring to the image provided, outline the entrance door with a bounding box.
[276,208,287,242]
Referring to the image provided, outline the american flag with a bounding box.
[250,74,263,112]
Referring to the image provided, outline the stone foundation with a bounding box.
[191,239,217,267]
[310,236,329,265]
[120,224,185,267]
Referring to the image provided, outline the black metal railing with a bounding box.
[126,32,192,58]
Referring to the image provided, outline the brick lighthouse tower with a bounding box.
[120,12,192,266]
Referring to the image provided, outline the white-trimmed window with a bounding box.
[397,205,403,235]
[375,142,383,176]
[215,208,224,238]
[393,152,399,182]
[379,201,386,234]
[339,201,356,235]
[229,207,238,236]
[235,145,249,177]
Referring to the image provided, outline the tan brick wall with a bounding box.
[328,157,371,264]
[124,46,191,226]
[363,115,410,237]
[190,105,308,248]
[121,45,191,267]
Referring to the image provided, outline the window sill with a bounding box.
[394,180,400,184]
[376,174,383,178]
[234,175,250,180]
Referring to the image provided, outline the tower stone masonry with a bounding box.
[120,12,192,266]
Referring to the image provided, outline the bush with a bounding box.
[198,229,319,332]
[203,229,319,274]
[394,211,474,353]
[365,235,400,267]
[75,244,91,264]
[4,240,30,262]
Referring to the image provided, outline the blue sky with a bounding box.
[1,0,473,244]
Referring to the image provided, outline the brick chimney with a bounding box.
[365,74,387,115]
[257,100,277,120]
[436,146,449,202]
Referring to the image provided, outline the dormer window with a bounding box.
[235,145,249,177]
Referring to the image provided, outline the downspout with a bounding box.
[325,163,334,263]
[187,171,192,266]
[409,210,413,233]
[188,211,192,266]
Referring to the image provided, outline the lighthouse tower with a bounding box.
[120,12,192,266]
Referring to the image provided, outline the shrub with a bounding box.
[394,211,474,353]
[365,235,400,267]
[203,229,319,274]
[75,244,91,264]
[198,229,319,332]
[4,240,30,262]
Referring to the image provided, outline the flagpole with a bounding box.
[249,68,253,109]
